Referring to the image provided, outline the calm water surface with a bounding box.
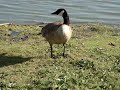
[0,0,120,25]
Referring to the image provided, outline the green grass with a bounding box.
[0,23,120,90]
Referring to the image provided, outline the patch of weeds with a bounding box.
[99,83,112,90]
[25,84,53,90]
[0,82,6,89]
[56,75,67,85]
[23,83,34,90]
[114,56,120,64]
[112,55,120,72]
[92,48,106,55]
[27,78,53,89]
[37,69,50,78]
[7,81,17,89]
[95,69,118,90]
[0,72,8,79]
[70,59,95,70]
[37,80,53,90]
[54,74,78,90]
[112,66,120,73]
[39,87,53,90]
[0,81,19,90]
[112,29,120,36]
[89,27,98,32]
[31,79,41,87]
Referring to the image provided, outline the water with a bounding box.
[0,0,120,25]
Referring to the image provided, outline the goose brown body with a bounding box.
[41,8,72,58]
[41,22,72,44]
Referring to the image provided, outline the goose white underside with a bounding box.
[56,24,72,42]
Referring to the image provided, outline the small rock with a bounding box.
[108,43,115,46]
[21,36,29,41]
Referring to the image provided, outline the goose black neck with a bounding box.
[63,11,70,25]
[63,16,70,25]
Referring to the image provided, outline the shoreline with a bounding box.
[0,22,120,26]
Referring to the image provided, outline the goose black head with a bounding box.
[51,8,68,17]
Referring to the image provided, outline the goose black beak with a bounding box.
[51,11,57,15]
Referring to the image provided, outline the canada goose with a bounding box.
[41,8,72,58]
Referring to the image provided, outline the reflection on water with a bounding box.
[0,0,120,25]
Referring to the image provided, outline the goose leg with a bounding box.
[63,44,65,57]
[50,44,53,58]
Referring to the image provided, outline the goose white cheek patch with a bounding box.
[58,10,64,16]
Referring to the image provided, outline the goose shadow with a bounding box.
[0,53,32,67]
